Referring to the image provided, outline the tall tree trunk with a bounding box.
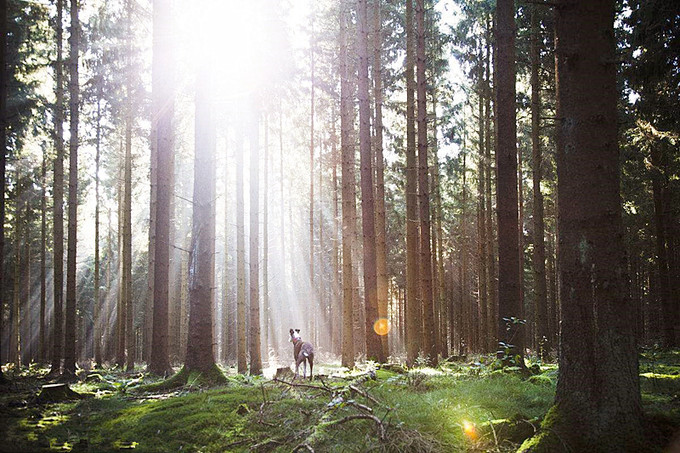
[530,4,548,359]
[309,22,316,342]
[149,0,173,375]
[494,0,524,366]
[476,62,487,354]
[340,1,355,368]
[249,106,262,376]
[524,1,644,449]
[263,114,270,363]
[372,0,389,361]
[63,0,80,376]
[416,0,436,365]
[123,0,134,372]
[484,22,496,353]
[357,0,382,363]
[40,144,47,363]
[236,115,247,374]
[185,54,218,374]
[405,0,420,366]
[116,158,126,368]
[13,185,22,366]
[0,0,5,380]
[50,0,65,375]
[93,93,102,366]
[332,108,341,356]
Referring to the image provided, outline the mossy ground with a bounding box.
[0,349,677,452]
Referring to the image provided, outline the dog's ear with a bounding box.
[289,328,294,335]
[295,329,300,333]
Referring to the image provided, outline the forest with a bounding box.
[0,0,679,451]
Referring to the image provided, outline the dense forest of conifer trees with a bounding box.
[0,0,678,450]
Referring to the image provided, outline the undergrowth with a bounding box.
[0,349,677,452]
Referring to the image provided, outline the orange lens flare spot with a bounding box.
[373,318,390,336]
[462,420,478,440]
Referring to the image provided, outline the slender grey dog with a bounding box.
[289,328,314,380]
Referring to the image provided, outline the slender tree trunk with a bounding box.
[416,0,436,365]
[405,0,420,366]
[50,0,65,375]
[476,66,487,355]
[494,0,524,365]
[249,106,262,375]
[0,0,6,380]
[460,147,468,355]
[93,94,102,366]
[236,115,247,374]
[525,1,644,449]
[13,186,22,367]
[63,0,80,376]
[123,0,134,372]
[116,157,126,368]
[40,144,47,363]
[309,21,316,342]
[357,0,382,363]
[332,108,341,355]
[484,23,496,353]
[372,0,389,361]
[340,2,355,368]
[263,114,270,363]
[149,0,173,375]
[530,4,548,359]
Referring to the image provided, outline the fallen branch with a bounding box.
[273,378,333,395]
[348,385,380,405]
[324,414,386,441]
[292,443,315,452]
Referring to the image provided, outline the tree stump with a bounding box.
[36,383,84,403]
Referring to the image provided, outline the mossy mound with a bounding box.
[136,364,227,393]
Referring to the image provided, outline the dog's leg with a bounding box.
[309,356,313,380]
[303,360,307,379]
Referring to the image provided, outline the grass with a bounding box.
[0,350,677,452]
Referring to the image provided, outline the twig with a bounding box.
[345,400,373,414]
[487,419,500,452]
[325,414,386,441]
[348,385,380,405]
[292,443,315,452]
[273,378,333,394]
[250,438,284,451]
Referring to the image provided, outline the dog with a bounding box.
[289,328,314,380]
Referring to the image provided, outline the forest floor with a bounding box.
[0,348,678,452]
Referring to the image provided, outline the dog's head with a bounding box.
[289,328,302,343]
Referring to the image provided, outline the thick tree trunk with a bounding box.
[530,5,549,359]
[249,106,262,376]
[494,0,524,366]
[185,60,218,374]
[50,0,65,375]
[63,0,80,376]
[357,0,382,363]
[405,0,420,366]
[523,1,644,450]
[340,2,355,368]
[149,0,173,375]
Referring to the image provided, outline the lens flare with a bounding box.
[462,420,477,440]
[373,318,390,336]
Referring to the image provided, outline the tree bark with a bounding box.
[524,1,645,449]
[416,0,436,365]
[530,4,548,359]
[63,0,81,376]
[249,105,262,375]
[494,0,524,365]
[149,0,173,375]
[357,0,382,363]
[236,114,247,374]
[50,0,65,375]
[340,1,355,368]
[372,0,389,362]
[405,0,420,366]
[185,55,218,374]
[123,0,134,372]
